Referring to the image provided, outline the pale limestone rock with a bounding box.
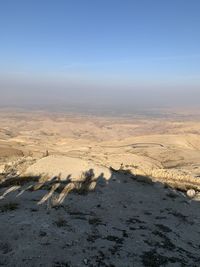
[187,189,196,198]
[0,165,5,174]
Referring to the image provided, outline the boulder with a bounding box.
[187,189,196,198]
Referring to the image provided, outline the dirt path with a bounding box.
[102,143,165,148]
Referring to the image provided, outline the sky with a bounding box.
[0,0,200,110]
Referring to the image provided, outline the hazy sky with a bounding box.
[0,0,200,109]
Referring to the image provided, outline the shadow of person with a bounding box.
[0,168,111,206]
[96,172,108,188]
[53,169,110,205]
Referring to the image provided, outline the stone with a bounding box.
[83,259,88,265]
[0,165,5,174]
[186,189,196,198]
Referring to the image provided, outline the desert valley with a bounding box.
[0,108,200,266]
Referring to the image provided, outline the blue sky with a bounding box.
[0,0,200,107]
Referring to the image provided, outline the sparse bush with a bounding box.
[0,202,19,212]
[54,218,67,227]
[43,150,49,157]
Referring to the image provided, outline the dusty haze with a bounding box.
[1,74,200,114]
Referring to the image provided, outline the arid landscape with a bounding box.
[1,0,200,266]
[1,108,200,187]
[0,108,200,266]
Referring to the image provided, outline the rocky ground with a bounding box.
[0,171,200,267]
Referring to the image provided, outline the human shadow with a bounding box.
[1,165,199,208]
[0,168,110,206]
